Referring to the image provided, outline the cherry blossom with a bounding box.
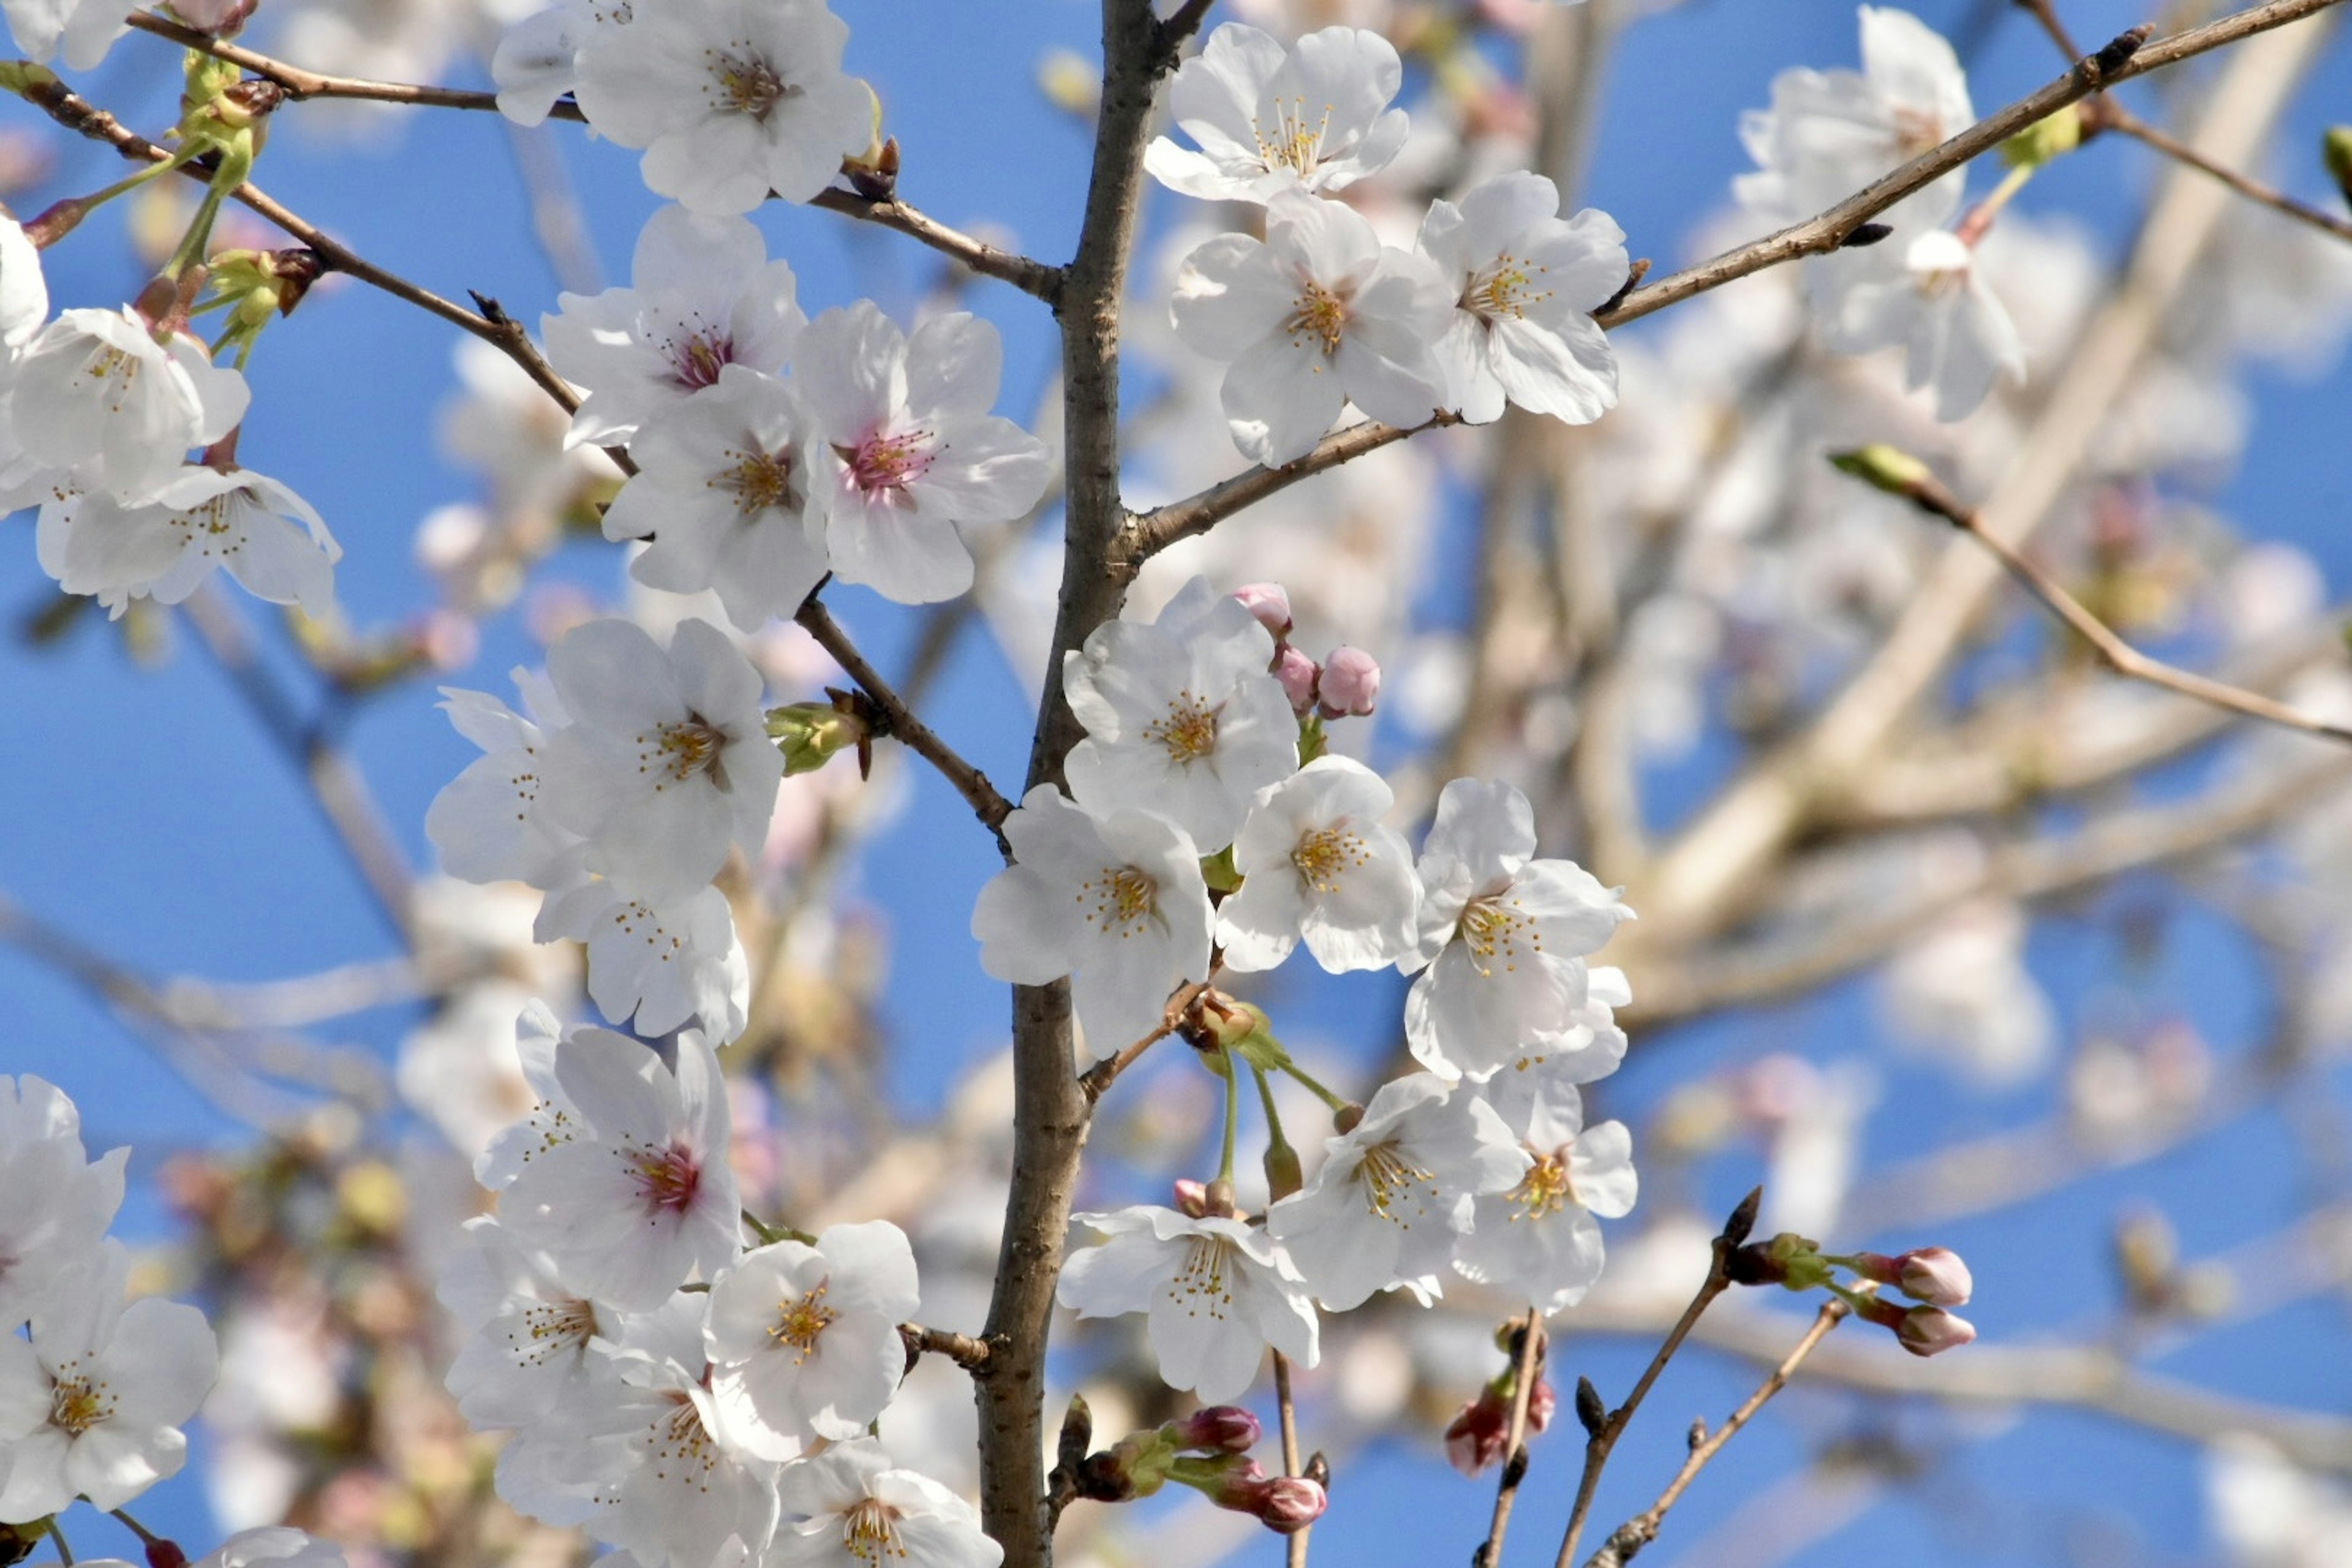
[543,206,806,447]
[1058,1205,1319,1404]
[1144,23,1408,204]
[0,1242,219,1516]
[1735,6,1974,242]
[600,363,831,630]
[1265,1073,1528,1310]
[425,673,582,894]
[1,0,129,70]
[537,877,751,1039]
[1812,227,2024,420]
[1216,755,1420,974]
[537,616,785,906]
[36,462,340,619]
[475,1000,579,1191]
[1400,778,1634,1080]
[0,1074,126,1332]
[771,1438,1002,1568]
[578,1343,782,1567]
[704,1221,919,1456]
[437,1215,622,1431]
[492,0,628,128]
[0,211,47,356]
[9,309,248,503]
[1455,1075,1636,1314]
[572,0,872,214]
[1170,189,1453,465]
[195,1529,348,1568]
[1062,576,1300,850]
[497,1024,741,1310]
[1418,172,1627,426]
[971,785,1215,1060]
[796,301,1054,605]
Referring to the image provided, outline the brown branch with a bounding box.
[1554,1188,1761,1568]
[808,189,1065,303]
[900,1322,993,1374]
[127,13,578,116]
[1273,1351,1309,1568]
[1580,1302,1849,1568]
[1472,1311,1548,1568]
[1593,0,2351,331]
[1077,974,1218,1104]
[793,594,1014,853]
[1121,414,1457,565]
[1852,459,2352,746]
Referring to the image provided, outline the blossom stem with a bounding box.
[742,1207,816,1248]
[107,1510,162,1546]
[1218,1045,1240,1186]
[1272,1349,1310,1568]
[45,1518,73,1566]
[1280,1061,1350,1114]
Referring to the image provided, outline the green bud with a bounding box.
[1828,444,1933,497]
[1764,1231,1839,1292]
[2326,126,2352,208]
[1200,843,1242,895]
[2000,105,2084,170]
[766,693,873,776]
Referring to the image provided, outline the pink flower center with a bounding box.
[660,324,734,391]
[630,1142,703,1215]
[837,427,933,504]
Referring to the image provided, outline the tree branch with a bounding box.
[1580,1303,1849,1568]
[2101,102,2352,243]
[127,12,582,115]
[901,1322,994,1374]
[1121,414,1457,565]
[793,594,1014,854]
[1555,1188,1761,1567]
[1077,974,1218,1104]
[807,189,1066,303]
[1472,1312,1548,1568]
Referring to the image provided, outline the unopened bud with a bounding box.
[2327,126,2352,208]
[1170,1406,1261,1454]
[1316,646,1379,720]
[1573,1375,1605,1436]
[1444,1373,1555,1476]
[1172,1178,1212,1219]
[1274,644,1320,715]
[1828,444,1934,499]
[1256,1476,1327,1534]
[1232,582,1294,641]
[2001,104,2085,169]
[1057,1393,1093,1475]
[1894,1303,1977,1357]
[143,1540,189,1568]
[767,692,874,776]
[1851,1246,1973,1307]
[167,0,258,32]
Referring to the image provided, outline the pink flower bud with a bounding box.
[1172,1178,1212,1219]
[167,0,258,34]
[1849,1246,1973,1306]
[1274,646,1320,715]
[1256,1476,1327,1534]
[1170,1406,1262,1454]
[1231,582,1294,640]
[1316,646,1380,718]
[1443,1375,1555,1476]
[1894,1305,1977,1357]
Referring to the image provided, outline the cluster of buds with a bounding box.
[1060,1398,1327,1535]
[1730,1233,1978,1357]
[1444,1318,1555,1477]
[1231,582,1382,746]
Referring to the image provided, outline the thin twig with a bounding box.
[808,189,1065,303]
[1851,461,2352,745]
[1121,414,1458,565]
[1554,1188,1762,1568]
[127,13,579,115]
[900,1322,994,1374]
[1078,974,1218,1104]
[793,594,1015,853]
[1580,1302,1849,1568]
[1473,1311,1548,1568]
[2103,105,2352,241]
[1596,0,2350,331]
[1273,1350,1309,1568]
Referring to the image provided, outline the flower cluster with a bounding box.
[441,1014,1000,1568]
[966,573,1639,1408]
[1158,23,1630,463]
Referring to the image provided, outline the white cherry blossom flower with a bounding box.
[1062,576,1300,850]
[601,363,830,629]
[543,206,805,447]
[704,1221,919,1457]
[796,301,1053,605]
[772,1438,1001,1568]
[537,877,751,1040]
[426,673,582,894]
[1735,6,1974,242]
[1419,172,1627,426]
[1401,778,1634,1081]
[1454,1076,1635,1314]
[1265,1073,1528,1310]
[36,463,339,619]
[397,978,544,1161]
[198,1527,348,1568]
[1170,189,1453,466]
[477,1000,578,1191]
[9,309,248,503]
[1144,23,1408,204]
[491,0,628,127]
[1812,227,2024,420]
[1058,1205,1318,1404]
[971,785,1214,1060]
[1,0,129,70]
[0,1243,219,1516]
[437,1215,623,1431]
[582,1344,782,1567]
[0,211,48,356]
[573,0,872,214]
[497,1023,741,1310]
[0,1075,126,1332]
[537,616,785,906]
[1218,755,1418,973]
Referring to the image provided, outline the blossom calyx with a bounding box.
[1850,1246,1973,1307]
[767,690,878,777]
[1727,1232,1838,1291]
